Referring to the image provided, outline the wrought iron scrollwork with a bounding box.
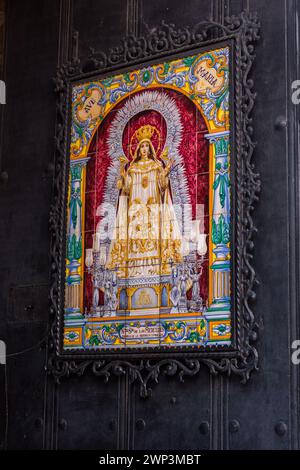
[48,11,261,396]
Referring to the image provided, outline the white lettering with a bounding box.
[292,80,300,105]
[0,340,6,365]
[291,339,300,365]
[0,80,5,104]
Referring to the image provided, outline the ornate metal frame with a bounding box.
[48,11,260,397]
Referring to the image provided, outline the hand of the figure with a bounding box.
[164,159,173,175]
[117,178,123,190]
[161,147,169,160]
[119,155,129,175]
[118,155,129,190]
[161,148,174,177]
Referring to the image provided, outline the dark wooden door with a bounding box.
[0,0,299,450]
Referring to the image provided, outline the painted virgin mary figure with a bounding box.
[106,125,183,279]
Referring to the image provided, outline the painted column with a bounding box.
[205,130,231,323]
[65,157,89,320]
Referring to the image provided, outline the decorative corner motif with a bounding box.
[48,11,261,396]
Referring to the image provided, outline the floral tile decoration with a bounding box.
[64,46,231,351]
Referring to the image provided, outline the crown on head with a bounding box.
[135,125,155,142]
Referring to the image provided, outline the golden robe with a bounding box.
[106,151,182,278]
